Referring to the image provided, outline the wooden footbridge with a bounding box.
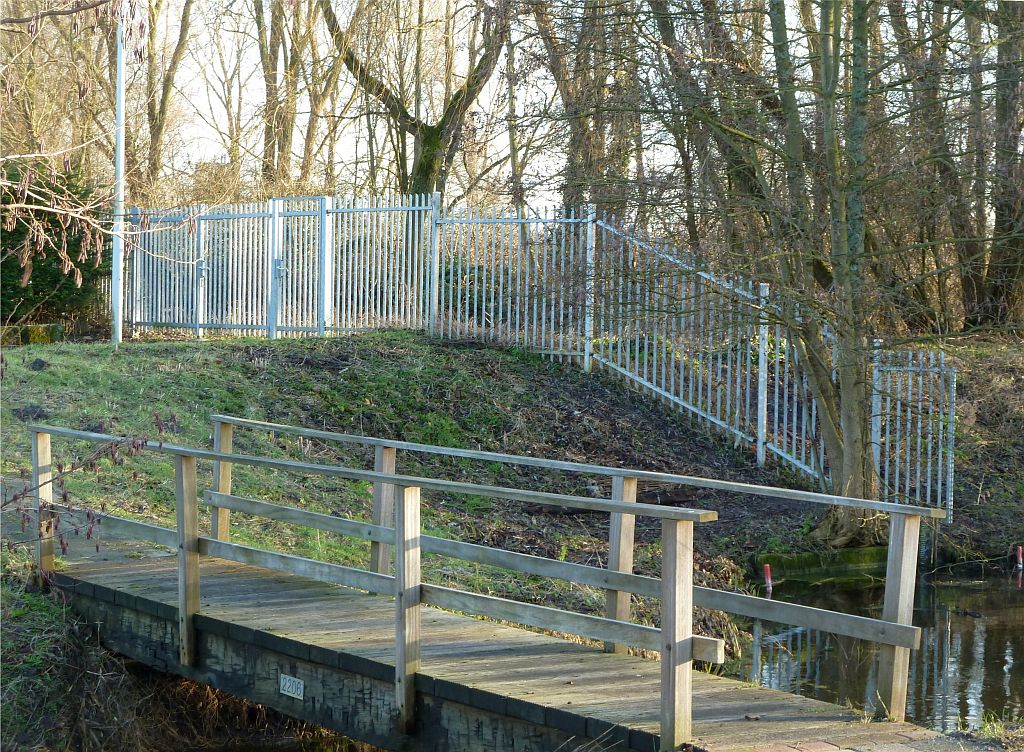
[27,417,947,752]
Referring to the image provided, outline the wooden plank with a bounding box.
[421,583,661,652]
[198,537,394,593]
[605,474,637,653]
[661,518,693,750]
[89,513,177,548]
[32,425,718,522]
[203,491,390,542]
[418,535,917,648]
[211,420,233,540]
[420,534,650,591]
[876,513,921,721]
[370,445,397,575]
[175,454,200,666]
[31,431,54,581]
[205,415,947,518]
[394,484,421,733]
[693,585,920,649]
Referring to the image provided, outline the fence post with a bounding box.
[174,454,200,666]
[660,518,693,750]
[127,207,139,334]
[876,512,921,721]
[31,431,54,583]
[267,198,282,339]
[371,445,397,574]
[605,474,637,653]
[870,340,884,492]
[394,484,422,734]
[318,196,334,336]
[211,419,234,541]
[944,364,956,523]
[756,282,770,466]
[583,205,596,372]
[111,195,124,347]
[194,207,207,339]
[428,191,442,336]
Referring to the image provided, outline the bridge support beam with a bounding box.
[395,484,422,734]
[876,512,921,722]
[175,454,200,666]
[211,420,234,541]
[31,431,55,583]
[660,518,694,750]
[371,445,397,574]
[605,474,637,653]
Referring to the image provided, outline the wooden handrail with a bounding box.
[29,425,716,522]
[210,414,947,519]
[201,491,919,648]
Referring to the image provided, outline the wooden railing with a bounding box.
[211,413,940,723]
[28,422,942,748]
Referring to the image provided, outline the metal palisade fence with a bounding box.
[123,194,956,519]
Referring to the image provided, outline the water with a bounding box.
[731,575,1023,732]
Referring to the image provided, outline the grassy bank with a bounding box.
[0,548,358,752]
[937,338,1024,571]
[0,333,773,622]
[2,331,1020,749]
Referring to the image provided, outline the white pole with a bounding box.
[428,191,441,336]
[111,14,126,347]
[756,283,770,465]
[583,205,596,373]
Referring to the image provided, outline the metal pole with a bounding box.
[318,196,334,336]
[267,198,281,339]
[111,14,126,347]
[871,339,883,486]
[583,205,596,373]
[756,282,769,465]
[428,191,441,336]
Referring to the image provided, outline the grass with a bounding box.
[3,330,1021,748]
[0,546,362,752]
[953,710,1024,752]
[936,337,1024,569]
[978,711,1024,751]
[1,331,761,646]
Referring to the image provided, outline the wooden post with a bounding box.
[370,445,397,574]
[394,484,422,734]
[31,431,54,582]
[876,512,921,721]
[660,519,694,750]
[605,475,637,653]
[211,420,234,540]
[175,454,200,666]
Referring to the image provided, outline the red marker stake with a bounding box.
[763,563,773,598]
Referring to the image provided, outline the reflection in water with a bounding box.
[735,577,1023,732]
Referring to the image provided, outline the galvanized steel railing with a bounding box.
[121,195,956,520]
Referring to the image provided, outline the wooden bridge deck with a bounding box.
[54,550,940,752]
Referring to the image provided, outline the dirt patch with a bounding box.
[11,404,49,422]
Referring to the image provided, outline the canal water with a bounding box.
[730,575,1023,733]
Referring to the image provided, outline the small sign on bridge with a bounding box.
[279,672,304,700]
